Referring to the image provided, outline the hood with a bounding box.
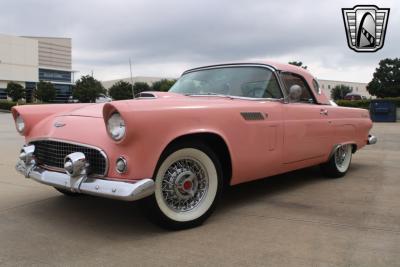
[60,91,277,118]
[62,103,106,118]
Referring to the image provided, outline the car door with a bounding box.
[280,72,332,163]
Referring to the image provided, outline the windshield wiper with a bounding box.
[185,92,234,99]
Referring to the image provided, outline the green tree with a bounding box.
[73,75,106,103]
[5,82,25,102]
[288,61,307,69]
[367,58,400,98]
[109,80,133,100]
[331,84,352,100]
[152,79,177,92]
[133,82,150,95]
[35,81,56,102]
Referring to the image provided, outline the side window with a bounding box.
[312,79,320,94]
[240,72,283,99]
[280,72,315,103]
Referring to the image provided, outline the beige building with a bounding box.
[318,79,371,99]
[0,34,74,102]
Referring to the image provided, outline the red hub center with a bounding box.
[183,180,192,191]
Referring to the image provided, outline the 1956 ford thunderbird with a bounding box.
[12,62,377,229]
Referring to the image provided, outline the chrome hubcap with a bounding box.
[161,159,208,212]
[335,145,349,167]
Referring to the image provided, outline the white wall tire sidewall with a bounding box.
[155,148,218,222]
[335,145,352,173]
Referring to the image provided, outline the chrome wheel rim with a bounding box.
[161,158,209,212]
[335,145,349,167]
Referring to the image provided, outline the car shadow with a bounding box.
[24,165,359,236]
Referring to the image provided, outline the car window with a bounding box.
[169,67,283,99]
[312,79,320,94]
[280,72,315,103]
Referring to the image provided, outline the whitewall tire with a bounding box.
[143,141,223,229]
[321,144,353,178]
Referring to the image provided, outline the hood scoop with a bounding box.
[136,92,157,99]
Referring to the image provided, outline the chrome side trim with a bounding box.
[367,135,377,145]
[15,160,154,201]
[28,138,109,177]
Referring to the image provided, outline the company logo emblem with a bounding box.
[342,5,390,52]
[54,121,66,128]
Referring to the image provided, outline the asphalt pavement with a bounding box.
[0,113,399,266]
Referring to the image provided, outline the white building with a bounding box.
[318,79,371,99]
[0,34,75,102]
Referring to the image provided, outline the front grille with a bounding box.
[31,140,107,176]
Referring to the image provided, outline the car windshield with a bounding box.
[169,66,283,99]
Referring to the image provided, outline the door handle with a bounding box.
[320,109,328,115]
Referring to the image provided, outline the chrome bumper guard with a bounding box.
[367,135,377,145]
[15,158,155,201]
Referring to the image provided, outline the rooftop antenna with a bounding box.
[129,58,135,98]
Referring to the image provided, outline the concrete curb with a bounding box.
[0,109,11,113]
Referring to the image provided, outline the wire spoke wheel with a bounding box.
[161,158,209,212]
[334,144,352,172]
[150,145,222,228]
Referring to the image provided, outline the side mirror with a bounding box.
[289,85,302,102]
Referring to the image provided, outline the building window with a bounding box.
[356,87,358,92]
[321,84,324,89]
[328,85,331,89]
[0,88,7,100]
[39,69,71,83]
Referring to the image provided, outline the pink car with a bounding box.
[12,62,377,229]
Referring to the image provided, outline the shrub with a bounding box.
[336,98,400,110]
[73,75,106,103]
[5,82,25,102]
[0,100,17,111]
[109,80,133,100]
[35,81,56,102]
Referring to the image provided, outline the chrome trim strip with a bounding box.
[185,94,283,102]
[28,138,109,177]
[182,63,277,75]
[16,160,154,201]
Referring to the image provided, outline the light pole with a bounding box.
[129,58,134,98]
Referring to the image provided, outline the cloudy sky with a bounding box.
[1,0,398,82]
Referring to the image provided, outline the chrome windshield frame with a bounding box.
[175,63,288,102]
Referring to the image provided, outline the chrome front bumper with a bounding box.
[15,160,155,201]
[367,134,378,145]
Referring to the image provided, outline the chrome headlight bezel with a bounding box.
[106,112,126,141]
[15,115,25,134]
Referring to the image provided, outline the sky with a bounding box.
[1,0,398,83]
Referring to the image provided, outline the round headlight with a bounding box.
[107,112,126,141]
[15,115,25,134]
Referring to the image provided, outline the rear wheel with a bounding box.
[143,142,223,230]
[321,144,353,178]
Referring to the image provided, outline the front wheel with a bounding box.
[321,144,353,178]
[143,142,223,230]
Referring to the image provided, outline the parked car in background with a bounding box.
[96,94,112,103]
[344,93,366,101]
[12,61,377,229]
[67,94,112,103]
